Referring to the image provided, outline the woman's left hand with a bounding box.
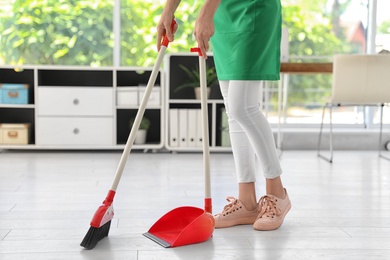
[194,0,220,59]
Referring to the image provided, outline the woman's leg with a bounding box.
[220,81,258,211]
[213,81,259,228]
[226,80,282,181]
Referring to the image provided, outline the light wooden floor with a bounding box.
[0,150,390,260]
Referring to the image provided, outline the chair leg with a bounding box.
[378,104,390,161]
[317,105,325,155]
[317,103,333,163]
[329,105,334,162]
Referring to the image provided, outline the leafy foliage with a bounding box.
[378,20,390,34]
[0,0,114,66]
[0,0,202,66]
[120,0,200,66]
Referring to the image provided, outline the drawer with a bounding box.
[38,87,113,116]
[37,117,113,146]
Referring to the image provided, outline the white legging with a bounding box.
[219,80,282,182]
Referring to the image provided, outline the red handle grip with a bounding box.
[190,47,203,56]
[161,20,177,47]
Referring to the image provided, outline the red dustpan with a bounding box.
[143,48,215,248]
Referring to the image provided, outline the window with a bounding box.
[264,0,389,127]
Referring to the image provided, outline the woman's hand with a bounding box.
[157,1,180,51]
[157,14,178,50]
[193,0,220,59]
[194,14,214,59]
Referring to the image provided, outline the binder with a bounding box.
[195,109,203,147]
[187,109,197,147]
[178,109,188,147]
[169,109,179,147]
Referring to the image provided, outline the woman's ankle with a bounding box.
[266,177,285,198]
[238,182,257,210]
[239,199,258,211]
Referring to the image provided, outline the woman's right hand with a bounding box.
[157,11,178,51]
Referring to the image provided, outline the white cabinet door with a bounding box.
[37,87,113,116]
[37,117,113,146]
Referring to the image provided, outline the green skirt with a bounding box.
[211,0,282,81]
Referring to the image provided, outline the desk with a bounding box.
[280,62,333,73]
[275,62,333,150]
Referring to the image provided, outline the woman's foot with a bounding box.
[214,197,259,228]
[253,188,291,231]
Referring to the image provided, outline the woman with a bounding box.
[157,0,291,230]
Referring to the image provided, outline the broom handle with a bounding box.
[199,55,211,199]
[110,46,166,191]
[110,20,176,191]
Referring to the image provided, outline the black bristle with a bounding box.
[80,221,111,250]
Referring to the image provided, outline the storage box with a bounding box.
[138,86,161,106]
[117,87,138,106]
[0,83,29,104]
[0,124,30,144]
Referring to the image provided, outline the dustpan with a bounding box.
[143,47,215,247]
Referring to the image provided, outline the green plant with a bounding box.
[0,0,114,66]
[129,117,151,130]
[174,64,218,92]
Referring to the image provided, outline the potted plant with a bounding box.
[174,64,218,99]
[129,116,151,144]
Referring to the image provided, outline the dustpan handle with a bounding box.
[110,21,176,191]
[191,48,212,204]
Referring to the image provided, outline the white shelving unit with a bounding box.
[164,53,231,152]
[0,65,164,150]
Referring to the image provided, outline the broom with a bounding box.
[80,21,175,249]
